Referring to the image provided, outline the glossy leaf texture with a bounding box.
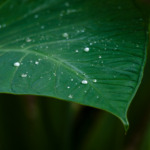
[0,0,148,129]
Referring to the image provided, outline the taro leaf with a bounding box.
[0,0,148,130]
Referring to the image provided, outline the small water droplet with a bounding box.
[84,47,89,52]
[34,14,39,18]
[93,79,97,83]
[62,33,69,38]
[75,50,79,53]
[67,86,70,89]
[68,94,73,99]
[26,37,32,42]
[81,29,85,32]
[99,56,102,59]
[35,61,39,65]
[21,74,27,78]
[41,25,45,29]
[81,80,88,84]
[53,73,56,76]
[13,62,20,67]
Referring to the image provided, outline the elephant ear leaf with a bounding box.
[0,0,148,130]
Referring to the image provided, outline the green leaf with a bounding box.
[0,0,148,129]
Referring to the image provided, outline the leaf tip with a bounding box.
[121,117,129,133]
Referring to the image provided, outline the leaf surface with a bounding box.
[0,0,148,129]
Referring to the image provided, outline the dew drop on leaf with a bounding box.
[26,37,32,42]
[41,25,45,29]
[68,94,73,99]
[81,80,88,84]
[93,79,97,83]
[34,14,39,18]
[21,74,27,78]
[13,62,20,67]
[35,61,39,65]
[84,47,90,52]
[62,33,69,38]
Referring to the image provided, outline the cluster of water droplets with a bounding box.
[10,1,142,102]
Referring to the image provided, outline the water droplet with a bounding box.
[68,94,73,99]
[75,50,79,53]
[62,33,69,38]
[34,14,39,18]
[84,47,89,52]
[99,56,102,59]
[81,80,88,84]
[13,62,20,67]
[26,37,32,42]
[35,61,39,65]
[67,9,77,14]
[21,74,27,78]
[53,73,56,76]
[67,86,70,89]
[81,29,85,32]
[41,25,45,29]
[71,79,73,81]
[93,79,97,83]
